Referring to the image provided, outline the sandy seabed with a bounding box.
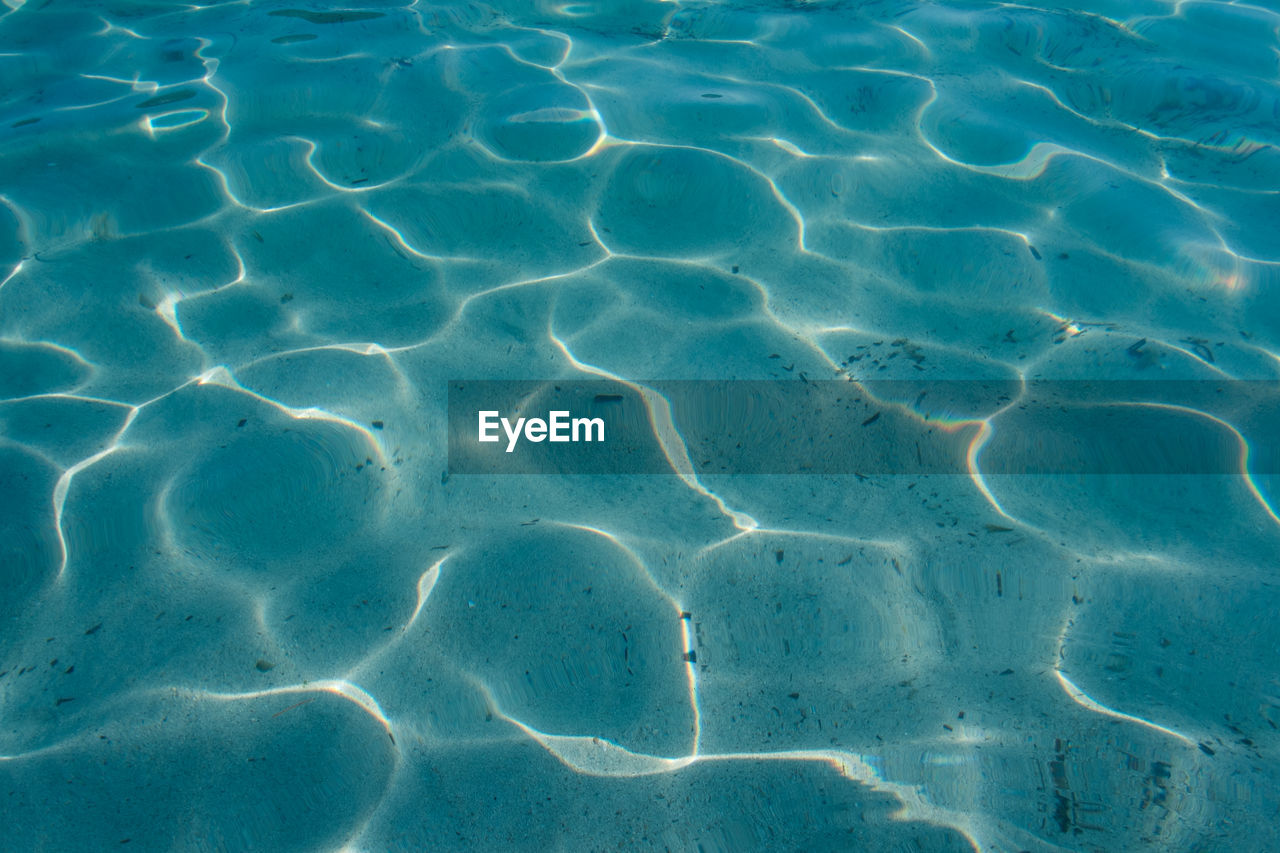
[2,0,1279,850]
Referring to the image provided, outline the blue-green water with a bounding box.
[2,1,1279,850]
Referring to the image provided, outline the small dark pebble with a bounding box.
[1198,742,1215,756]
[237,419,247,428]
[861,412,881,427]
[55,697,74,706]
[788,692,799,699]
[255,659,275,672]
[999,668,1014,675]
[680,612,691,620]
[280,292,293,303]
[85,623,102,635]
[1028,245,1042,260]
[775,549,784,564]
[371,420,384,429]
[682,651,697,663]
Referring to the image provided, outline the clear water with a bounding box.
[2,0,1279,850]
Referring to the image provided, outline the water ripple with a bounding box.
[1,0,1278,849]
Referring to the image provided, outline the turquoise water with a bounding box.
[2,0,1280,850]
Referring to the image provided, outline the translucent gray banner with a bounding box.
[446,380,1280,475]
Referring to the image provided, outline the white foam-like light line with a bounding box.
[94,17,144,38]
[193,366,389,464]
[467,119,609,166]
[1161,341,1235,376]
[42,371,229,584]
[731,65,933,140]
[613,138,808,252]
[233,341,413,399]
[697,526,908,560]
[344,556,451,682]
[1213,241,1280,268]
[357,208,465,262]
[52,408,139,583]
[769,137,813,158]
[424,38,610,164]
[79,72,144,86]
[154,292,185,337]
[548,521,703,754]
[549,522,674,600]
[892,25,929,54]
[190,680,396,740]
[0,339,96,384]
[291,51,374,65]
[548,331,757,531]
[917,121,1216,222]
[294,136,398,193]
[965,418,1015,520]
[141,109,210,136]
[504,715,695,776]
[11,345,398,594]
[404,557,446,630]
[1055,670,1194,746]
[677,613,705,757]
[1054,606,1199,748]
[0,740,81,763]
[454,255,611,315]
[0,259,20,290]
[1114,400,1280,526]
[503,24,573,69]
[486,698,1010,850]
[796,329,1024,523]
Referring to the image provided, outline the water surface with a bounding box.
[2,0,1279,850]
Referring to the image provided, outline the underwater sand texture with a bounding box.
[2,0,1280,850]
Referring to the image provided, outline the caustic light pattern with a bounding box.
[1,0,1279,850]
